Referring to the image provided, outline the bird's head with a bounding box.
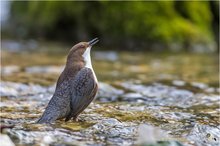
[66,38,99,65]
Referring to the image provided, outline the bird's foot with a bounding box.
[73,117,84,122]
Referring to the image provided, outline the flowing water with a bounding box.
[0,42,219,146]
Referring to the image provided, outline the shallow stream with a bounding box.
[1,43,219,146]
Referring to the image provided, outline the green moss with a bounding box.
[57,121,95,131]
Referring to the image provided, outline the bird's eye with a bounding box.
[80,45,85,48]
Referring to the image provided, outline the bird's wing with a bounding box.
[65,67,98,121]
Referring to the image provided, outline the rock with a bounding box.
[0,83,18,97]
[172,80,186,86]
[1,80,219,146]
[2,40,38,52]
[0,134,15,146]
[205,87,215,93]
[152,111,195,121]
[97,83,124,102]
[193,94,220,106]
[6,129,86,146]
[120,82,194,107]
[0,81,48,97]
[86,118,136,138]
[121,82,193,98]
[2,40,23,52]
[25,66,63,74]
[122,93,146,102]
[191,82,208,90]
[94,51,118,61]
[187,124,220,146]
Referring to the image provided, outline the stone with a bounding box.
[187,124,220,146]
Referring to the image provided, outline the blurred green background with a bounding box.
[2,1,219,52]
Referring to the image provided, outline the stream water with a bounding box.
[1,43,219,146]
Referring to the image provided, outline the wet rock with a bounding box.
[1,80,219,146]
[120,82,218,108]
[191,82,208,90]
[193,94,220,106]
[152,111,195,121]
[0,81,126,102]
[88,118,135,137]
[172,80,186,86]
[6,129,85,146]
[121,82,193,98]
[2,40,38,52]
[96,83,124,102]
[0,134,15,146]
[0,83,18,97]
[187,124,220,146]
[1,66,20,75]
[117,103,146,112]
[122,93,146,102]
[205,87,215,93]
[83,118,137,145]
[2,40,24,52]
[0,81,49,97]
[94,51,118,61]
[25,66,63,74]
[120,82,194,107]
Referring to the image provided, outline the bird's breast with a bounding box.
[91,68,98,83]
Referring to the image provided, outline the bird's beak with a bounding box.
[88,38,99,46]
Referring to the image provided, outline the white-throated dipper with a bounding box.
[37,38,99,123]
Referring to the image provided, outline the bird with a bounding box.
[37,38,99,123]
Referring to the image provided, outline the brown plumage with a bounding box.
[37,38,99,123]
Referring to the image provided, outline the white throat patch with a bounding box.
[82,46,92,68]
[82,46,98,82]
